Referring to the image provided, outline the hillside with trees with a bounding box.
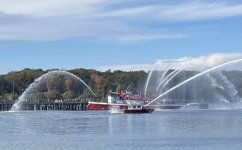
[0,68,241,103]
[0,68,147,102]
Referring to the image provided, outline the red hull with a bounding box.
[87,102,109,110]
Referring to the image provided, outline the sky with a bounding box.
[0,0,242,74]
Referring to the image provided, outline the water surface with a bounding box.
[1,110,242,150]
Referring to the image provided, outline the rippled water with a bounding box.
[1,110,242,150]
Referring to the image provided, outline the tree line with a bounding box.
[0,68,241,103]
[0,68,147,102]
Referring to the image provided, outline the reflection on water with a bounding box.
[1,110,242,150]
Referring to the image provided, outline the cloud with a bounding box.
[173,53,242,71]
[0,0,107,16]
[116,33,185,43]
[0,0,242,41]
[98,53,242,72]
[98,2,242,21]
[155,2,242,21]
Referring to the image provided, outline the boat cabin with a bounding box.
[127,104,143,110]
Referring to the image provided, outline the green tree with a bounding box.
[44,90,62,100]
[63,91,76,99]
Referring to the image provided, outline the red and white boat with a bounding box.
[87,91,143,111]
[87,90,182,113]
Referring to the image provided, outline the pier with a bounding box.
[0,100,89,111]
[0,102,13,111]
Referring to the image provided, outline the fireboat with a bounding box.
[87,90,154,113]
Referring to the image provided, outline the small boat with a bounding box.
[123,104,154,114]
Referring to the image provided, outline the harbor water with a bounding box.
[1,110,242,150]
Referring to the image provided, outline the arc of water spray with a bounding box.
[207,73,224,90]
[49,70,96,96]
[145,59,242,106]
[206,73,229,104]
[144,61,162,96]
[158,69,184,94]
[156,68,183,92]
[218,71,240,101]
[64,71,96,97]
[157,65,173,88]
[156,64,180,90]
[11,70,96,111]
